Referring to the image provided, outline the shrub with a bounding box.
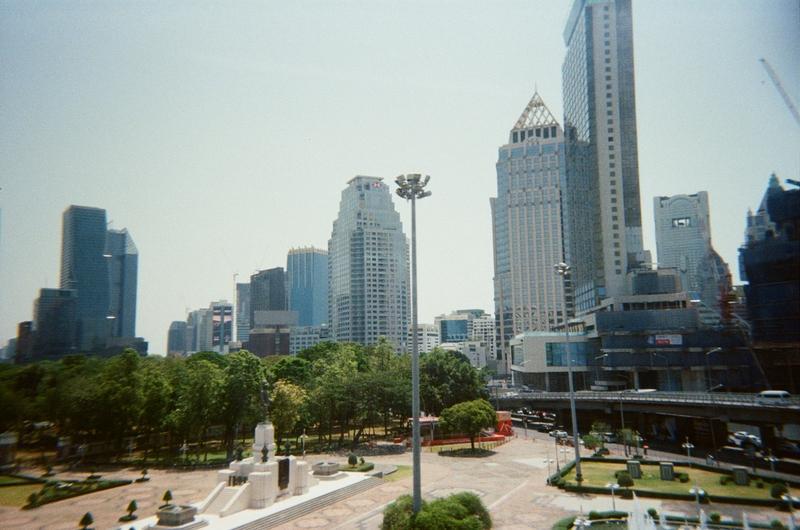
[719,476,730,485]
[588,510,601,520]
[617,471,634,488]
[647,508,658,518]
[382,495,414,529]
[709,512,721,523]
[757,481,765,489]
[771,483,789,499]
[676,472,690,483]
[381,492,491,530]
[770,520,787,530]
[348,453,358,467]
[79,512,94,530]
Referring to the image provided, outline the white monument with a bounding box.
[196,383,314,518]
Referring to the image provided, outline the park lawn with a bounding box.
[384,465,412,482]
[0,484,41,506]
[0,475,28,485]
[563,461,799,500]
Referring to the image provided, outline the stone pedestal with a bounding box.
[659,462,674,481]
[732,466,749,485]
[253,422,277,462]
[294,461,312,495]
[627,460,642,479]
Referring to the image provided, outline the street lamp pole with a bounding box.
[704,347,722,391]
[555,262,582,482]
[395,174,431,515]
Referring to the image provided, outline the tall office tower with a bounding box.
[654,191,730,312]
[250,268,287,329]
[236,282,251,343]
[33,288,77,358]
[167,320,188,356]
[328,176,410,349]
[60,205,111,350]
[287,247,329,327]
[562,0,645,313]
[491,93,570,374]
[106,229,138,338]
[210,300,233,353]
[187,308,212,353]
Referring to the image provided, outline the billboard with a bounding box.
[648,334,683,346]
[212,304,233,346]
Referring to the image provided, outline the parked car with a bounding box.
[549,429,568,439]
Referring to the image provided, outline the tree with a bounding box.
[269,356,311,387]
[162,490,173,507]
[79,512,94,530]
[167,360,224,461]
[119,500,138,521]
[438,399,496,451]
[420,349,483,415]
[270,380,308,447]
[591,420,611,449]
[220,351,264,459]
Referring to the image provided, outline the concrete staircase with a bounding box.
[232,477,383,530]
[204,486,239,515]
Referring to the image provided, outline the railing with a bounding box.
[501,390,800,409]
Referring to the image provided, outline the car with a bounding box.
[775,440,800,458]
[728,431,762,448]
[757,390,791,404]
[549,429,568,439]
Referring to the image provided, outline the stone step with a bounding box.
[205,486,239,515]
[232,477,383,530]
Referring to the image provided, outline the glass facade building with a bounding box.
[106,228,138,338]
[287,247,329,327]
[562,0,644,312]
[60,205,111,350]
[491,92,570,374]
[250,267,287,330]
[328,176,409,349]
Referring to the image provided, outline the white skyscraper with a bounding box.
[654,191,730,312]
[491,92,569,373]
[328,176,410,349]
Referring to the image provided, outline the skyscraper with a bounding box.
[250,268,287,329]
[236,282,251,343]
[562,0,645,313]
[287,247,329,327]
[106,228,138,338]
[491,93,570,372]
[167,320,188,356]
[60,205,111,350]
[328,176,410,349]
[33,288,77,358]
[654,191,730,312]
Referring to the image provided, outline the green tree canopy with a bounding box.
[270,380,308,446]
[438,399,496,450]
[420,349,483,415]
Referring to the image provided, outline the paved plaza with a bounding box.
[0,433,792,529]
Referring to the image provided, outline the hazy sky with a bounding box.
[1,1,798,353]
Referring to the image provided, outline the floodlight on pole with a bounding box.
[395,173,431,515]
[554,261,582,483]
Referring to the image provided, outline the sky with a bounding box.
[1,1,798,354]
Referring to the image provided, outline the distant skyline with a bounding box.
[1,1,798,353]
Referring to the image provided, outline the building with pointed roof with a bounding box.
[491,91,570,375]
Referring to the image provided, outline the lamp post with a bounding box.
[605,482,620,511]
[704,347,722,391]
[395,173,431,514]
[554,261,582,482]
[682,437,695,459]
[689,485,705,519]
[765,450,779,473]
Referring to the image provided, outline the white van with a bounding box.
[757,390,791,404]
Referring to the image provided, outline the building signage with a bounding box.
[649,334,683,346]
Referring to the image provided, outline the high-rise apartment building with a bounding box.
[654,191,730,312]
[491,93,570,373]
[60,205,111,350]
[236,282,251,343]
[328,176,410,349]
[408,323,440,354]
[287,247,329,327]
[106,228,138,338]
[250,268,287,330]
[562,0,645,313]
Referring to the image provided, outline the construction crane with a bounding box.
[759,57,800,128]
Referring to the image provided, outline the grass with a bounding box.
[384,465,412,482]
[563,461,799,500]
[0,484,42,506]
[0,475,29,485]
